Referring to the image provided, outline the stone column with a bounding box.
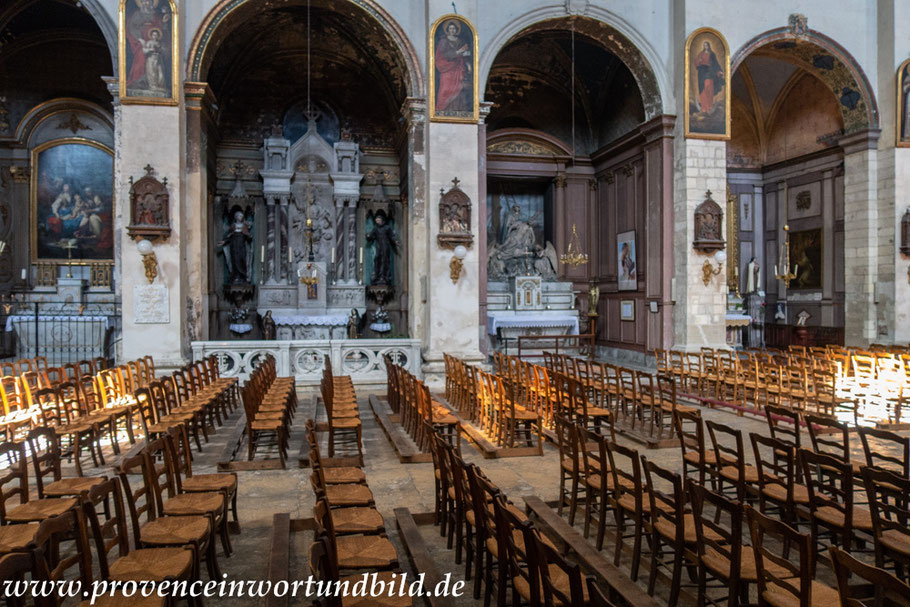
[118,98,188,371]
[671,137,729,350]
[402,98,427,343]
[183,82,214,343]
[279,198,290,283]
[333,201,345,281]
[266,199,278,283]
[422,118,485,386]
[840,129,880,346]
[346,203,357,282]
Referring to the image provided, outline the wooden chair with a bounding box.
[555,414,584,526]
[166,428,240,528]
[689,480,753,607]
[0,441,79,525]
[586,577,619,607]
[605,440,646,581]
[799,448,873,557]
[493,494,541,607]
[750,432,809,525]
[0,551,32,607]
[535,532,590,607]
[28,509,93,602]
[444,444,477,574]
[862,466,910,578]
[764,404,802,449]
[40,384,102,476]
[674,408,726,488]
[24,427,105,499]
[307,535,411,607]
[579,426,612,551]
[706,420,760,501]
[805,414,865,477]
[642,457,696,606]
[313,498,398,572]
[82,477,195,585]
[746,505,838,607]
[829,545,910,606]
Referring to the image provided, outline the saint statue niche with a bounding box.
[220,208,253,285]
[366,211,400,286]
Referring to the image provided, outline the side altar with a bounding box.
[485,209,579,352]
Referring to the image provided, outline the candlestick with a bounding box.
[261,245,265,263]
[331,248,335,264]
[288,247,293,264]
[359,247,363,264]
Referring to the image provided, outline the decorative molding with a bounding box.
[56,113,91,134]
[486,140,561,156]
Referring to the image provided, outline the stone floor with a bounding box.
[46,386,905,606]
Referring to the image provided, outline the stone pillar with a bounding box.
[266,200,278,283]
[403,98,427,343]
[422,119,485,385]
[672,138,729,350]
[840,130,881,346]
[183,82,214,343]
[118,98,187,371]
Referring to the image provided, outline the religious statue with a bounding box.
[745,257,760,294]
[347,308,360,339]
[588,280,600,316]
[532,244,558,280]
[366,211,400,286]
[261,310,276,340]
[220,210,253,284]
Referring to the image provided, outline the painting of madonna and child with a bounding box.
[685,28,730,139]
[121,0,175,101]
[33,142,114,262]
[430,15,478,122]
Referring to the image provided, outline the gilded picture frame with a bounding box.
[620,300,635,322]
[429,14,479,123]
[897,58,910,148]
[118,0,179,105]
[30,138,115,264]
[684,27,731,140]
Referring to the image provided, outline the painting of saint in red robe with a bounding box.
[431,16,476,121]
[121,0,174,101]
[686,29,729,139]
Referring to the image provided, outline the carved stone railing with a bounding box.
[190,338,422,384]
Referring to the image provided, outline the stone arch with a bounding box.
[187,0,424,97]
[731,27,878,132]
[480,5,668,119]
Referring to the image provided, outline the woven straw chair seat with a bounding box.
[5,497,78,523]
[43,476,106,497]
[162,492,224,516]
[140,516,210,545]
[109,547,193,582]
[322,467,366,485]
[0,522,40,551]
[182,473,237,494]
[335,535,398,569]
[325,483,374,506]
[331,507,385,534]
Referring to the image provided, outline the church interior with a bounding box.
[0,1,909,605]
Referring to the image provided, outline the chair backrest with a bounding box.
[586,578,619,607]
[143,437,178,513]
[31,508,93,589]
[862,466,910,563]
[536,531,586,607]
[116,452,156,547]
[858,426,910,478]
[750,432,798,504]
[82,477,131,581]
[555,414,580,476]
[706,420,746,496]
[799,448,857,540]
[689,480,746,588]
[579,426,608,494]
[606,441,642,509]
[746,505,814,607]
[805,414,850,462]
[0,440,28,521]
[493,494,542,607]
[764,404,801,448]
[26,426,62,499]
[673,408,704,466]
[0,375,23,416]
[829,545,910,606]
[642,457,686,546]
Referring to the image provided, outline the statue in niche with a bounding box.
[219,208,253,284]
[437,177,473,248]
[533,243,558,280]
[487,204,557,281]
[745,257,760,294]
[366,210,400,285]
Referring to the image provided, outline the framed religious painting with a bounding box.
[684,27,731,139]
[429,14,478,123]
[119,0,179,105]
[31,139,115,263]
[897,58,910,147]
[788,228,822,290]
[617,230,637,291]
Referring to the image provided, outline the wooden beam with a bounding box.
[394,508,457,607]
[523,495,660,607]
[264,513,290,607]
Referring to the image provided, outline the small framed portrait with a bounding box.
[31,139,115,263]
[685,27,730,139]
[617,230,637,291]
[429,14,478,123]
[620,300,635,322]
[897,58,910,147]
[119,0,179,105]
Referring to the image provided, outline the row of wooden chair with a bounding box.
[426,422,618,607]
[385,355,460,453]
[1,428,239,605]
[305,419,412,607]
[1,355,110,383]
[240,355,295,467]
[320,355,362,462]
[555,411,910,605]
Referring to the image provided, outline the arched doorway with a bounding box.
[728,30,877,348]
[482,16,673,359]
[189,0,419,340]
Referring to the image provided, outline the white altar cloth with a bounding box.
[487,313,579,335]
[272,314,348,327]
[5,315,111,332]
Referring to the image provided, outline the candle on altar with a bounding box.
[331,248,335,264]
[794,264,798,275]
[288,247,293,264]
[359,247,363,264]
[774,265,778,276]
[260,246,265,263]
[20,268,26,280]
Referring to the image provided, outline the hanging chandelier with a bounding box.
[558,22,588,268]
[298,0,318,289]
[774,224,797,288]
